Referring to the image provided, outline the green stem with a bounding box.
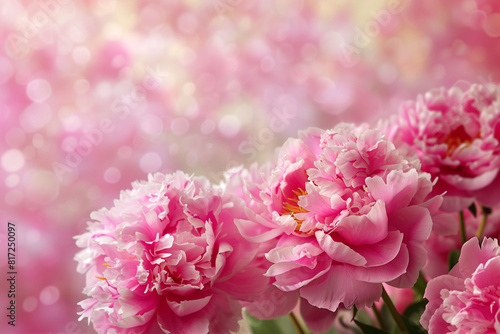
[372,304,387,331]
[288,312,305,334]
[476,206,491,242]
[459,210,466,244]
[381,286,408,333]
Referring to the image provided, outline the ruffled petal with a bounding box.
[348,243,408,283]
[365,169,419,213]
[316,230,366,266]
[243,286,299,320]
[300,297,337,334]
[421,275,465,329]
[335,200,388,245]
[300,264,382,311]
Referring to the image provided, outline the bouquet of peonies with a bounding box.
[75,82,500,333]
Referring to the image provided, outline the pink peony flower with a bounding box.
[224,163,338,333]
[392,83,500,211]
[74,171,267,334]
[236,124,442,316]
[424,203,500,279]
[421,237,500,333]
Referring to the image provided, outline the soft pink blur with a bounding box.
[2,0,500,333]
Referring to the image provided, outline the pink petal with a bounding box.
[277,137,316,167]
[300,297,337,334]
[427,305,454,333]
[388,206,432,243]
[441,168,498,191]
[421,275,464,329]
[440,194,475,212]
[158,294,241,334]
[166,295,213,317]
[272,253,332,291]
[300,264,382,311]
[266,239,323,264]
[430,179,474,212]
[234,218,283,243]
[244,286,299,320]
[351,231,404,267]
[348,243,408,283]
[366,170,419,213]
[388,242,424,288]
[300,187,340,216]
[218,266,269,302]
[455,237,499,278]
[472,257,500,289]
[495,309,500,333]
[335,200,388,245]
[298,127,323,157]
[431,211,459,236]
[266,257,320,277]
[316,230,367,266]
[474,173,500,207]
[114,288,160,328]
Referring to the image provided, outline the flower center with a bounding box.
[444,125,475,156]
[282,187,309,232]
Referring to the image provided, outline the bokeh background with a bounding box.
[1,0,499,333]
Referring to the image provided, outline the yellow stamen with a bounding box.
[96,276,107,280]
[283,202,307,214]
[281,187,309,232]
[103,263,111,267]
[444,125,476,157]
[292,188,307,197]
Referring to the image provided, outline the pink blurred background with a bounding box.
[1,0,499,333]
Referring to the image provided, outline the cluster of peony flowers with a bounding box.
[75,172,268,333]
[75,83,500,334]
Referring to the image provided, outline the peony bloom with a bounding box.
[74,171,266,334]
[424,203,500,279]
[421,237,500,333]
[392,83,500,211]
[236,124,442,317]
[224,163,337,333]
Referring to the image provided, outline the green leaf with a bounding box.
[400,314,428,334]
[412,272,427,298]
[403,299,428,333]
[339,315,363,334]
[403,299,428,319]
[352,305,358,320]
[246,313,298,334]
[448,249,460,271]
[354,320,389,334]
